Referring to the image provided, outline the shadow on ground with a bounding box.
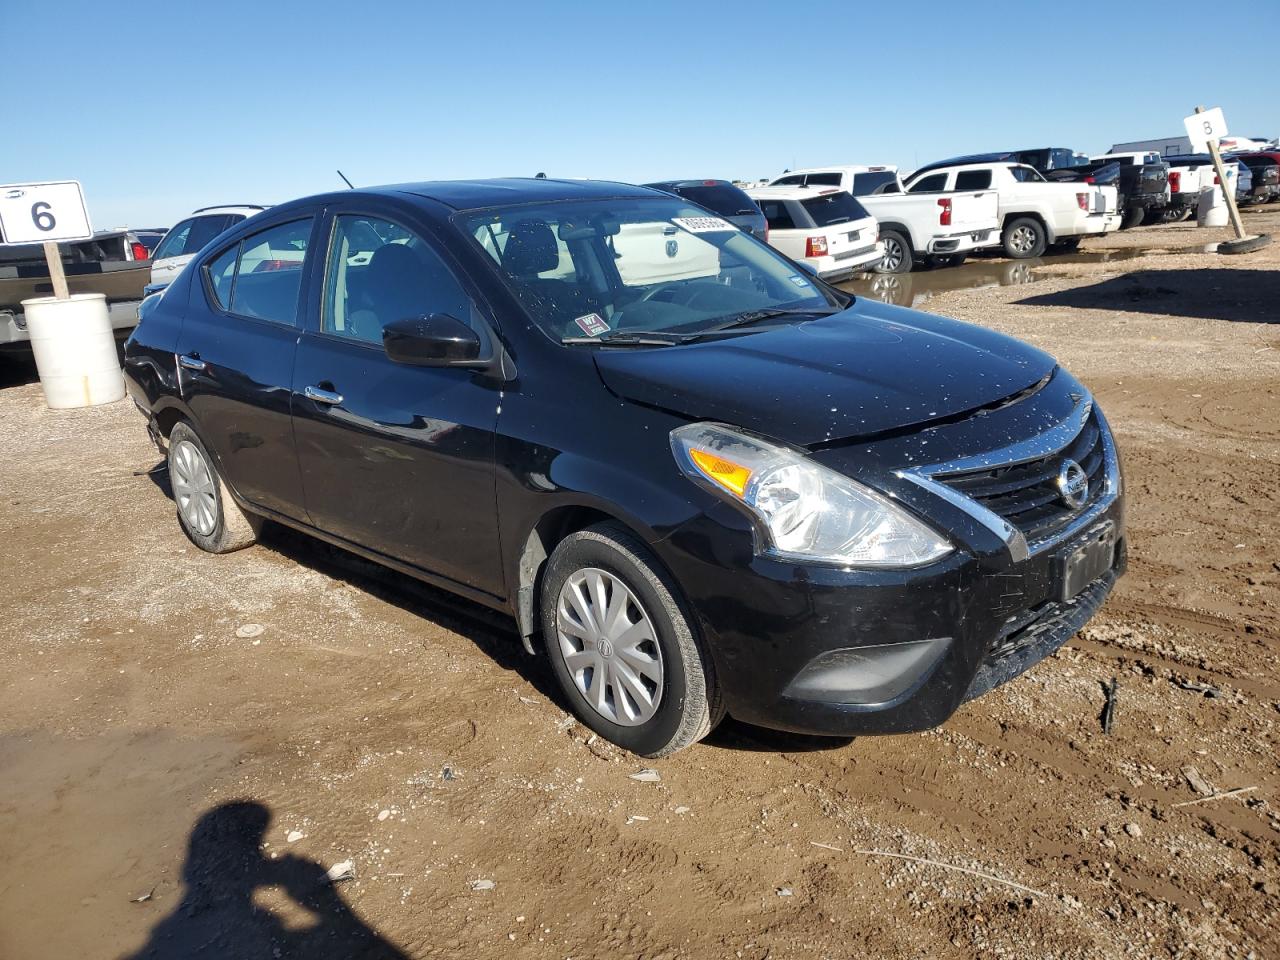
[1015,268,1280,323]
[145,464,850,755]
[124,801,408,959]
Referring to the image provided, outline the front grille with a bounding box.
[936,410,1106,542]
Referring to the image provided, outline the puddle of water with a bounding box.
[838,242,1218,308]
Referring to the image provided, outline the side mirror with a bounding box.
[383,314,482,366]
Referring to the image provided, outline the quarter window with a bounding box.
[323,215,472,345]
[955,170,992,190]
[757,200,797,230]
[908,173,949,193]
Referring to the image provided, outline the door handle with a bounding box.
[304,385,344,405]
[178,353,207,371]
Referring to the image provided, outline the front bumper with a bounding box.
[657,391,1125,737]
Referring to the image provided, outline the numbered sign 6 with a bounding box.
[0,180,94,245]
[1182,108,1229,153]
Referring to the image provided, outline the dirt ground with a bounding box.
[1,208,1277,960]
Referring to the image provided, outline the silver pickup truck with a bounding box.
[1,231,150,354]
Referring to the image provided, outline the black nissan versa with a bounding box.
[122,178,1125,757]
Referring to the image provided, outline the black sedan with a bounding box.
[123,178,1125,756]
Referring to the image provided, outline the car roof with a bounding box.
[642,179,736,190]
[360,177,662,211]
[188,205,268,216]
[777,164,895,176]
[745,185,845,200]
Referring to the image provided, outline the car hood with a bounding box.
[593,299,1057,447]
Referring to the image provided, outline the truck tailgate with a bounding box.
[948,190,999,231]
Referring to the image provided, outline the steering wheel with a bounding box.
[638,281,691,304]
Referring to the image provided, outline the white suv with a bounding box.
[746,186,882,280]
[149,205,267,292]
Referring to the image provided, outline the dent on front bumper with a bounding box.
[658,394,1126,737]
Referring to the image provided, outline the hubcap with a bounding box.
[555,568,664,726]
[171,439,218,537]
[1011,225,1036,253]
[883,237,903,270]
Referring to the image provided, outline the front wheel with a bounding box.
[874,229,913,274]
[1002,217,1046,258]
[167,421,262,553]
[541,522,723,757]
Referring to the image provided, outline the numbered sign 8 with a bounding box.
[0,181,94,245]
[1182,108,1229,153]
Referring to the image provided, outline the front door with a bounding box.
[290,208,503,597]
[175,215,318,520]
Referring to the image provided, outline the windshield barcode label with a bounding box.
[671,217,737,234]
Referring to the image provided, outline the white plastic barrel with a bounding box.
[22,293,126,409]
[1196,186,1228,228]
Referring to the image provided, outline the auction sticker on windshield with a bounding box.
[671,216,737,234]
[573,312,610,336]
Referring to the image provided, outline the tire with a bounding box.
[1001,217,1046,259]
[1218,233,1272,255]
[1048,236,1082,254]
[874,229,913,274]
[540,522,723,757]
[1121,206,1146,230]
[167,421,262,553]
[927,253,966,269]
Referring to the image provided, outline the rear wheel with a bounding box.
[168,421,261,554]
[541,522,723,757]
[874,229,913,274]
[1002,217,1046,259]
[1121,205,1146,230]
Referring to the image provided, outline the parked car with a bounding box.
[910,149,1088,180]
[1227,152,1280,203]
[131,229,168,255]
[149,205,267,292]
[745,186,883,279]
[769,166,1000,273]
[1148,156,1238,222]
[1,230,150,355]
[1087,153,1171,228]
[121,177,1127,756]
[642,180,767,237]
[1233,162,1255,205]
[902,162,1120,258]
[769,165,900,197]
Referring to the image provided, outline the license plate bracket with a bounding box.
[1055,520,1116,601]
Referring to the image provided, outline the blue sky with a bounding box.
[5,0,1275,229]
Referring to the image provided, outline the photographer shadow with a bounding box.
[124,801,407,960]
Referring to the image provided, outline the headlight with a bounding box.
[670,422,952,568]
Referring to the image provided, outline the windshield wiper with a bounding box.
[561,329,688,347]
[696,307,841,336]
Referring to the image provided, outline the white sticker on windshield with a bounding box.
[788,275,810,287]
[671,216,737,234]
[573,312,609,337]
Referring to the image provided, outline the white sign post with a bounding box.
[0,180,94,300]
[1183,107,1246,240]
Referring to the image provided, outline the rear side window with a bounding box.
[804,173,842,187]
[955,170,992,190]
[206,218,314,325]
[771,174,804,186]
[1009,166,1043,182]
[184,215,233,255]
[756,200,797,230]
[800,192,870,227]
[908,173,949,193]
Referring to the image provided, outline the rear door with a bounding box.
[290,203,503,596]
[174,213,318,520]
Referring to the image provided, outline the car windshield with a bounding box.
[459,197,840,343]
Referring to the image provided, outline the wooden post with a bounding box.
[1196,105,1247,240]
[42,239,69,300]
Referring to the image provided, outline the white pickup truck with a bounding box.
[902,162,1121,258]
[768,166,1000,273]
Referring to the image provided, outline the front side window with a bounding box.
[908,173,949,193]
[153,219,194,261]
[204,218,313,325]
[322,215,472,345]
[459,196,838,342]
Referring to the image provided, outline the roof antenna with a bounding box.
[337,169,355,189]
